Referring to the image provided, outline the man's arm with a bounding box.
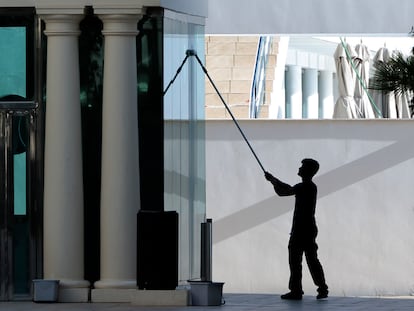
[264,171,295,196]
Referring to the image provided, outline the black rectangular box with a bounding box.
[137,210,178,290]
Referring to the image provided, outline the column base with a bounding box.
[56,279,90,302]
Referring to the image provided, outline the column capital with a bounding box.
[41,14,83,37]
[99,14,141,37]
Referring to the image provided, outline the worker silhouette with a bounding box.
[265,158,328,300]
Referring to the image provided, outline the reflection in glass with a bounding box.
[164,16,206,283]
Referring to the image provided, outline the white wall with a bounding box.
[206,119,414,296]
[206,0,414,35]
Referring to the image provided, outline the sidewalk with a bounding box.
[0,294,413,311]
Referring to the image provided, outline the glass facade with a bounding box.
[0,27,27,216]
[0,8,40,300]
[137,8,206,284]
[163,13,206,283]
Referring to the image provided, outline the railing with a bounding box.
[0,101,37,110]
[249,36,272,118]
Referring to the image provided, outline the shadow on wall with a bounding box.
[164,169,206,203]
[213,137,414,244]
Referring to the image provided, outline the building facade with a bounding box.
[0,0,206,302]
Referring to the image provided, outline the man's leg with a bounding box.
[304,240,328,298]
[287,241,304,296]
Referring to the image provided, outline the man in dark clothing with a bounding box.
[265,158,328,300]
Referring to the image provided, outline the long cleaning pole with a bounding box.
[188,50,266,173]
[163,52,191,96]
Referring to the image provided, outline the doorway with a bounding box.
[0,107,36,300]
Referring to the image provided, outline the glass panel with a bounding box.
[12,114,30,295]
[13,215,29,295]
[163,15,206,283]
[13,152,26,215]
[0,27,26,98]
[11,116,30,297]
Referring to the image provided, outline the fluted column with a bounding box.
[42,14,89,301]
[93,14,141,291]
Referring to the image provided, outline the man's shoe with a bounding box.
[281,292,302,300]
[316,290,328,300]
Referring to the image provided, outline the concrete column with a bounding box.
[93,14,141,292]
[285,65,302,119]
[302,68,319,119]
[42,14,89,301]
[318,70,334,119]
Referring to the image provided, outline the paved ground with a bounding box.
[1,294,414,311]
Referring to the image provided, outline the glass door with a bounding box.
[0,109,34,300]
[0,8,42,301]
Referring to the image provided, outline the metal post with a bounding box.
[201,219,212,282]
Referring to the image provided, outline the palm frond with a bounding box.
[370,51,414,96]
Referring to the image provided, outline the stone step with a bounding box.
[91,288,189,306]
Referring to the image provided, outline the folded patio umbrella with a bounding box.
[370,46,397,118]
[333,42,358,118]
[395,90,412,118]
[354,43,375,118]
